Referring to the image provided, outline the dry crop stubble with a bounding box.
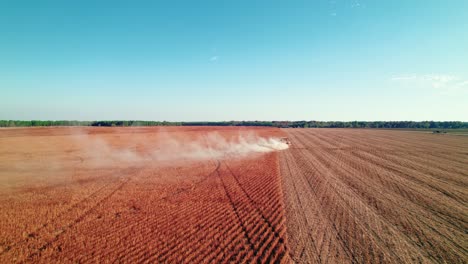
[0,126,290,263]
[280,128,467,263]
[3,126,466,263]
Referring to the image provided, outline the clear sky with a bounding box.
[1,0,467,121]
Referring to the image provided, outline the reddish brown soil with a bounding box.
[3,127,467,263]
[280,129,468,263]
[0,127,290,263]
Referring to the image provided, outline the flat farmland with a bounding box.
[0,127,290,263]
[1,127,467,263]
[280,129,468,263]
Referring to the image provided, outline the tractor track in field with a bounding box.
[294,130,468,257]
[215,158,289,263]
[26,176,132,261]
[0,126,291,263]
[285,133,399,263]
[216,161,257,259]
[223,160,287,247]
[4,168,136,263]
[0,167,136,259]
[291,136,424,262]
[280,128,468,263]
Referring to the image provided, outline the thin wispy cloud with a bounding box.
[391,74,461,88]
[329,0,365,17]
[454,80,468,91]
[391,74,465,89]
[329,0,337,17]
[210,56,218,62]
[351,1,365,8]
[351,2,361,8]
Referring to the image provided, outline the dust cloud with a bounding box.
[151,132,289,162]
[0,129,289,189]
[73,130,289,167]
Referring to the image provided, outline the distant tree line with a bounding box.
[0,120,182,127]
[0,120,466,129]
[0,120,92,127]
[182,121,276,127]
[270,121,468,129]
[90,120,182,127]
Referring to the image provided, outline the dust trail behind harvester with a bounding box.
[72,130,289,167]
[151,131,289,162]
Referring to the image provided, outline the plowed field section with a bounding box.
[0,127,290,263]
[280,129,467,263]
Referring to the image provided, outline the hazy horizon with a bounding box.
[1,1,467,121]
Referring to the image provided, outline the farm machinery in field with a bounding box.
[280,137,291,145]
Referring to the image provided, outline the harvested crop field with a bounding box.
[1,127,467,263]
[280,128,468,263]
[0,127,290,263]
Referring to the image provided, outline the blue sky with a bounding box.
[1,0,467,121]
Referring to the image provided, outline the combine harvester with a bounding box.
[280,137,291,145]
